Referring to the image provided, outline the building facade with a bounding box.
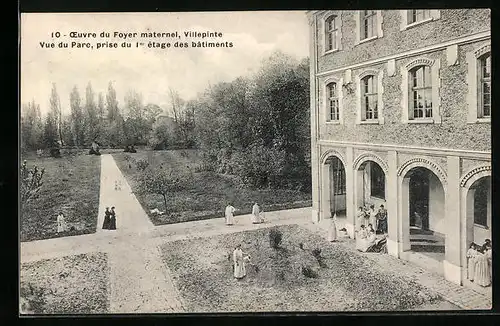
[307,9,491,286]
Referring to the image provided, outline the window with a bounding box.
[356,69,385,124]
[466,44,490,123]
[410,65,433,119]
[370,163,385,200]
[478,53,491,118]
[362,75,378,120]
[356,10,383,44]
[408,10,431,24]
[361,10,377,40]
[332,158,346,195]
[401,57,441,124]
[327,82,340,121]
[325,15,339,52]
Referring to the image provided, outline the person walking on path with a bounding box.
[225,203,236,226]
[102,207,111,230]
[251,202,262,224]
[109,207,117,230]
[56,212,67,233]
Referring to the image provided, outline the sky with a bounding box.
[21,12,310,116]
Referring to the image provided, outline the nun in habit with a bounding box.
[57,212,67,233]
[327,213,338,242]
[109,207,117,230]
[225,203,236,226]
[251,202,262,224]
[233,244,247,279]
[474,244,491,287]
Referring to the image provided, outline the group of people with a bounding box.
[357,204,387,234]
[356,223,387,253]
[466,239,492,287]
[102,207,117,230]
[225,202,265,226]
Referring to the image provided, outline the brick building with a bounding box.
[307,10,491,286]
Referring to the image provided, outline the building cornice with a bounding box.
[318,140,491,160]
[316,30,491,77]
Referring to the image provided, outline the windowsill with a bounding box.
[468,117,491,124]
[358,120,381,125]
[325,120,341,125]
[323,49,340,56]
[406,118,435,124]
[357,35,379,45]
[401,17,435,30]
[474,223,489,230]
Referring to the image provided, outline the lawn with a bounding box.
[112,149,311,225]
[20,153,101,242]
[160,224,452,312]
[20,252,109,314]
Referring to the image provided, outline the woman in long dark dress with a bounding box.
[109,207,117,230]
[102,207,111,230]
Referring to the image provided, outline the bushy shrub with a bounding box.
[135,159,149,171]
[312,248,322,258]
[301,265,318,278]
[269,228,283,249]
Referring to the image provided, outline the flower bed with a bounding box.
[160,224,449,312]
[20,252,109,314]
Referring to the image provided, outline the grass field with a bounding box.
[20,153,101,242]
[160,224,454,312]
[20,252,109,314]
[112,149,311,225]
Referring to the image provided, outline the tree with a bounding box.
[20,163,45,212]
[148,116,175,150]
[70,86,85,147]
[43,111,58,149]
[138,167,189,212]
[84,82,99,144]
[21,100,43,151]
[106,82,120,122]
[49,83,63,145]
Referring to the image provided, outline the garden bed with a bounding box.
[160,224,448,312]
[20,154,101,242]
[20,252,109,314]
[112,150,311,225]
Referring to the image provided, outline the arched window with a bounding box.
[361,75,378,120]
[325,15,338,52]
[408,9,431,24]
[327,82,340,121]
[478,53,491,118]
[409,65,433,119]
[370,163,385,200]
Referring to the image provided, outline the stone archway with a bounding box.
[353,153,388,233]
[460,165,491,285]
[320,151,347,222]
[398,158,447,254]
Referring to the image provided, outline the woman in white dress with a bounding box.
[327,213,338,242]
[251,202,261,224]
[466,242,478,281]
[233,244,247,279]
[356,225,368,251]
[57,212,66,233]
[474,245,491,287]
[368,205,378,232]
[356,206,366,230]
[225,203,236,225]
[485,243,492,283]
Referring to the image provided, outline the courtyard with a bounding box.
[19,153,492,314]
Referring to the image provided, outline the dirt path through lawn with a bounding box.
[96,154,154,235]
